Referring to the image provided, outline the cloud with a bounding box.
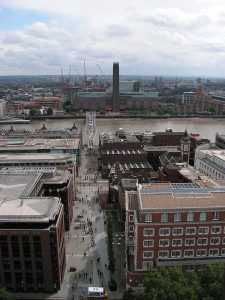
[1,1,225,75]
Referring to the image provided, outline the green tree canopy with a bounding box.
[0,288,13,300]
[29,108,41,117]
[143,266,200,300]
[46,107,53,115]
[200,262,225,300]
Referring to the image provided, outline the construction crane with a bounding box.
[97,64,110,88]
[72,65,84,85]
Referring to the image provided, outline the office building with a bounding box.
[0,138,81,172]
[194,144,225,181]
[0,172,66,292]
[125,180,225,292]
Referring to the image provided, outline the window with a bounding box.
[143,251,153,259]
[173,228,183,236]
[171,250,181,258]
[142,261,152,270]
[221,249,225,256]
[210,237,220,245]
[159,228,170,236]
[158,251,169,258]
[196,249,206,257]
[159,239,169,247]
[212,211,219,220]
[144,229,154,236]
[222,237,225,245]
[184,250,194,257]
[187,212,194,222]
[35,261,43,270]
[172,239,182,247]
[186,227,196,235]
[209,249,219,256]
[128,236,134,243]
[145,213,152,223]
[143,240,154,248]
[3,260,10,269]
[199,212,206,221]
[185,238,195,246]
[211,226,221,234]
[197,238,208,246]
[129,215,134,222]
[14,261,21,270]
[174,212,181,222]
[24,261,32,270]
[198,227,209,235]
[129,225,134,232]
[161,213,168,223]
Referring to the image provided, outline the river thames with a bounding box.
[1,117,225,142]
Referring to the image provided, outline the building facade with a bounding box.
[0,196,65,293]
[125,181,225,292]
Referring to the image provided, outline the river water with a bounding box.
[1,117,225,142]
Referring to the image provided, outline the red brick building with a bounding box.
[125,180,225,293]
[0,197,65,293]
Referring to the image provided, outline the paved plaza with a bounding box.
[12,146,125,300]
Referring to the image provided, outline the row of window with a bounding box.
[143,248,225,259]
[198,161,224,180]
[141,226,223,236]
[142,237,224,248]
[131,211,221,223]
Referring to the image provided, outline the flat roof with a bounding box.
[137,182,225,211]
[0,197,62,222]
[0,153,75,163]
[0,138,80,150]
[0,172,41,200]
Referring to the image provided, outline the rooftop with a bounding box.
[0,153,75,163]
[0,197,62,223]
[136,182,225,211]
[0,138,80,151]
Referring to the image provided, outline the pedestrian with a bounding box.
[83,252,86,257]
[105,264,107,269]
[89,277,92,283]
[82,237,84,242]
[99,271,102,276]
[95,228,97,233]
[86,272,88,278]
[101,282,104,287]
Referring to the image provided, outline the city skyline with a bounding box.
[1,0,225,76]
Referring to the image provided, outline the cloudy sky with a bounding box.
[0,0,225,76]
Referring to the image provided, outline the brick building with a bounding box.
[0,196,65,293]
[125,180,225,292]
[99,129,151,179]
[0,167,74,231]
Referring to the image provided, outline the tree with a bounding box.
[143,266,201,300]
[29,108,41,117]
[0,288,13,300]
[122,288,138,300]
[46,107,53,115]
[200,262,225,300]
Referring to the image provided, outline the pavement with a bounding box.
[12,146,125,300]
